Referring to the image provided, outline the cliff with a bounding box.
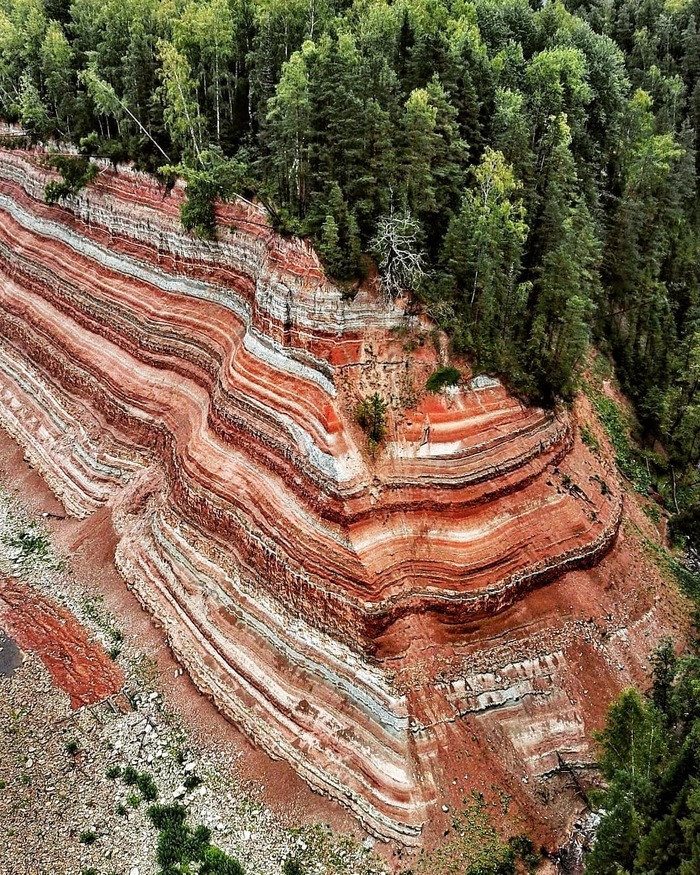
[0,147,666,846]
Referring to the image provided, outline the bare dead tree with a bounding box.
[370,205,426,300]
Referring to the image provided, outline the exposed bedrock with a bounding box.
[0,149,628,843]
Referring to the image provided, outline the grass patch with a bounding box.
[638,528,700,602]
[78,830,97,845]
[643,503,662,524]
[586,387,651,493]
[6,528,51,560]
[580,422,600,453]
[136,771,159,802]
[122,765,139,786]
[184,772,203,791]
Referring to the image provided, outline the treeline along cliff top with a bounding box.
[1,0,700,541]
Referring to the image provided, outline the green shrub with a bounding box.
[44,155,98,204]
[136,771,159,802]
[122,765,138,786]
[105,765,122,780]
[65,739,79,756]
[78,830,97,845]
[147,804,244,875]
[183,773,202,791]
[283,858,304,875]
[426,365,461,393]
[355,393,388,447]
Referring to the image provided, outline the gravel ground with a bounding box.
[0,483,390,875]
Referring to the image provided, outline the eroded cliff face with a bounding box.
[0,148,680,847]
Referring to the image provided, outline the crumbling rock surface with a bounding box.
[0,149,647,845]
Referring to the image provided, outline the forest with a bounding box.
[0,0,699,539]
[587,638,700,875]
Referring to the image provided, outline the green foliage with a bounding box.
[44,155,98,204]
[78,830,97,845]
[586,388,651,493]
[639,531,700,604]
[121,765,138,786]
[65,739,79,756]
[586,642,700,875]
[162,150,249,239]
[105,765,122,780]
[6,528,50,562]
[183,772,202,791]
[282,858,304,875]
[147,804,244,875]
[426,366,461,393]
[136,771,158,802]
[355,394,388,448]
[580,423,600,452]
[415,794,538,875]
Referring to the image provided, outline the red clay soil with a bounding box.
[0,575,123,708]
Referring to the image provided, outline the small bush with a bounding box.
[147,803,188,831]
[122,765,139,786]
[184,773,203,791]
[147,804,244,874]
[65,739,79,756]
[44,155,98,204]
[426,365,461,393]
[126,792,141,808]
[283,857,305,875]
[105,765,122,780]
[355,393,388,447]
[136,771,159,802]
[78,830,97,845]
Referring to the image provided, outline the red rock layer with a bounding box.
[0,149,623,842]
[0,575,123,708]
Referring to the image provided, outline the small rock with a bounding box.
[173,785,187,799]
[441,805,449,813]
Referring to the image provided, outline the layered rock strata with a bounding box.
[0,149,622,841]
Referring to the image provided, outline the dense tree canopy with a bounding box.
[587,639,700,875]
[1,0,699,523]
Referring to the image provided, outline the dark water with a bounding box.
[0,627,22,677]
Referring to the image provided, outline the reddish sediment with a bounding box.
[0,575,123,708]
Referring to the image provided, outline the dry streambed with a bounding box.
[0,483,388,875]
